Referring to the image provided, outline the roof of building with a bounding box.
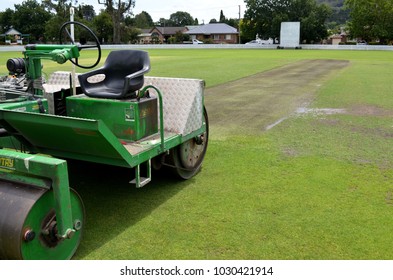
[5,28,21,35]
[139,29,152,34]
[185,25,199,31]
[138,29,152,37]
[185,23,238,35]
[151,26,185,35]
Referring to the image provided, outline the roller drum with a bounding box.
[0,181,44,259]
[0,181,84,260]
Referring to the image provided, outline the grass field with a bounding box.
[1,48,393,259]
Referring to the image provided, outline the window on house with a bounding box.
[226,34,232,40]
[213,34,220,40]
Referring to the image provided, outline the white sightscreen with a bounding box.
[280,22,300,48]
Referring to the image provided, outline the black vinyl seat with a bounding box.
[78,50,150,99]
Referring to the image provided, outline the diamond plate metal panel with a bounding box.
[144,77,204,135]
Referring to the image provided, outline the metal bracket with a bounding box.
[0,149,74,239]
[130,159,151,188]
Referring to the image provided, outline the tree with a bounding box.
[44,13,93,43]
[42,0,77,19]
[156,18,167,26]
[243,0,331,43]
[124,26,140,44]
[133,11,153,28]
[169,11,195,26]
[219,10,226,22]
[76,4,96,21]
[93,10,113,43]
[0,8,15,34]
[243,0,289,39]
[239,18,256,43]
[45,15,67,42]
[217,9,239,29]
[41,1,95,43]
[174,30,189,43]
[13,0,52,42]
[345,0,393,43]
[99,0,135,44]
[41,0,78,42]
[226,18,240,29]
[290,0,331,43]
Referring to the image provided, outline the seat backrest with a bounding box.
[78,50,150,99]
[103,50,146,91]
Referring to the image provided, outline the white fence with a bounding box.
[1,44,393,52]
[104,44,393,51]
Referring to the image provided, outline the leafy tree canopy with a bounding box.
[345,0,393,43]
[42,0,77,19]
[217,9,239,29]
[97,0,135,43]
[93,10,113,43]
[243,0,331,43]
[133,11,154,29]
[0,0,52,42]
[169,11,195,26]
[14,0,52,41]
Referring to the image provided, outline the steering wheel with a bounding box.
[59,21,101,69]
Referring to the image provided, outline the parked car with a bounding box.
[245,40,259,45]
[193,39,204,44]
[245,38,274,45]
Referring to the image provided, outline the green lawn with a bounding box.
[1,48,393,259]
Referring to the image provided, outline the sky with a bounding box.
[0,0,246,24]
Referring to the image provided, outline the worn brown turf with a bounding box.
[204,59,349,138]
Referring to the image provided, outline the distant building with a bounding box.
[137,29,153,44]
[1,28,29,44]
[185,23,239,44]
[149,26,187,44]
[329,28,347,45]
[135,23,239,44]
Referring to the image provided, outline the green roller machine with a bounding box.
[0,22,208,259]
